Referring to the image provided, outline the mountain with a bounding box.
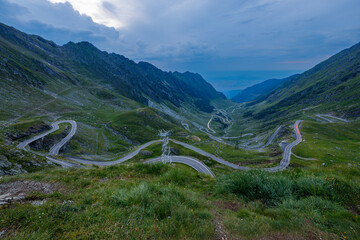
[0,22,224,120]
[246,42,360,119]
[223,89,242,99]
[0,22,359,240]
[0,22,227,161]
[231,75,299,103]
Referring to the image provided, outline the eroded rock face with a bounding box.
[0,180,61,206]
[7,124,50,141]
[0,146,54,176]
[170,147,180,155]
[0,180,59,196]
[29,126,70,152]
[0,155,27,176]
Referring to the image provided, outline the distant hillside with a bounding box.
[248,42,360,119]
[232,75,299,103]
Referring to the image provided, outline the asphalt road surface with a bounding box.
[242,126,282,150]
[145,156,215,177]
[46,156,81,168]
[49,120,77,156]
[171,139,249,170]
[207,115,216,134]
[17,120,75,151]
[65,140,161,166]
[264,120,302,172]
[316,114,349,123]
[16,119,303,175]
[17,120,81,167]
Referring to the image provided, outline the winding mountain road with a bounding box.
[46,156,81,168]
[171,139,249,170]
[49,120,77,156]
[145,156,215,177]
[17,120,76,151]
[203,109,282,150]
[264,120,302,172]
[65,140,161,166]
[17,120,81,168]
[315,114,349,123]
[207,115,216,134]
[242,126,282,150]
[16,119,303,176]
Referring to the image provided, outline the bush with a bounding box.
[215,171,360,207]
[110,182,201,220]
[160,168,196,185]
[215,170,293,205]
[131,162,169,175]
[294,176,359,206]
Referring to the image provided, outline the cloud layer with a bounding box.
[1,0,360,90]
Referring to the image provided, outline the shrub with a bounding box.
[215,170,293,205]
[110,182,201,219]
[216,171,360,207]
[131,162,169,175]
[160,168,196,185]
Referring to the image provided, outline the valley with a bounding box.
[0,22,359,239]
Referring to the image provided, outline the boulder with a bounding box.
[140,150,153,156]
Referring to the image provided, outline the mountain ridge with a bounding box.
[245,42,360,119]
[0,22,224,116]
[231,74,299,103]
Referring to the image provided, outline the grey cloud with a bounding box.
[0,0,359,91]
[0,0,121,50]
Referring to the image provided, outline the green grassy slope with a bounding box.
[292,120,360,180]
[247,42,360,120]
[1,119,358,239]
[1,153,359,239]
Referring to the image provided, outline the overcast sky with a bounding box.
[1,0,359,91]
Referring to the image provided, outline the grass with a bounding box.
[215,170,359,207]
[217,170,360,239]
[7,119,46,133]
[292,120,360,181]
[1,162,359,239]
[0,164,214,239]
[47,123,70,137]
[1,97,360,239]
[124,141,233,175]
[4,119,50,141]
[110,107,183,144]
[0,144,51,174]
[192,140,282,166]
[294,120,360,163]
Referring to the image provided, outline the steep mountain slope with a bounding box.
[0,22,224,121]
[232,75,299,103]
[248,42,360,119]
[62,42,225,111]
[0,22,226,159]
[172,71,225,112]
